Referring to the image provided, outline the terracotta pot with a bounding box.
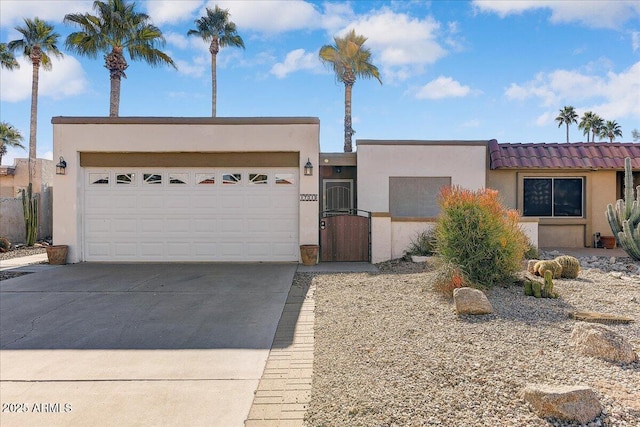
[46,245,68,265]
[600,236,616,249]
[300,245,319,266]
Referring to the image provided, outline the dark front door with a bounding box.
[320,211,370,262]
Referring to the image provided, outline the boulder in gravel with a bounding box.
[453,287,492,315]
[521,384,601,424]
[569,323,638,364]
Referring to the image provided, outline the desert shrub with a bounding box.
[430,257,469,297]
[434,186,528,287]
[523,238,539,259]
[0,237,10,252]
[405,228,436,257]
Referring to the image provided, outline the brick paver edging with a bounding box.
[245,276,315,426]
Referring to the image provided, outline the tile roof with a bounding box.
[489,140,640,170]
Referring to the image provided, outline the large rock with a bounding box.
[453,287,492,315]
[569,323,638,364]
[521,384,601,424]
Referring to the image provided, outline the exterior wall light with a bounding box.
[304,158,313,176]
[56,156,67,175]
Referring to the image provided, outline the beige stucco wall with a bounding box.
[487,168,618,248]
[357,141,488,213]
[52,117,320,263]
[358,141,488,263]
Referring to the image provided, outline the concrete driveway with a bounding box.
[0,262,297,426]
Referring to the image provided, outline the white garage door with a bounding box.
[83,168,299,261]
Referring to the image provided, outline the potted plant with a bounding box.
[300,244,319,266]
[46,244,68,265]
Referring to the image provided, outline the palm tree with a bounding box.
[188,6,244,117]
[320,29,382,152]
[599,120,623,143]
[0,122,25,165]
[0,43,20,70]
[64,0,176,117]
[578,111,595,142]
[555,106,578,143]
[590,115,604,141]
[8,18,63,184]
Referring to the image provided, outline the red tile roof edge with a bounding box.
[489,141,640,170]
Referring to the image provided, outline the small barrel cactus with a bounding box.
[542,270,558,298]
[527,259,538,274]
[534,260,563,279]
[554,255,580,279]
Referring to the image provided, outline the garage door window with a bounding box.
[276,173,295,185]
[249,173,268,185]
[144,173,162,185]
[169,173,188,185]
[90,173,109,185]
[223,173,241,185]
[116,173,135,184]
[196,173,215,185]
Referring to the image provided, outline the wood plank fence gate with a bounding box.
[319,209,371,262]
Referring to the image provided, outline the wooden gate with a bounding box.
[320,210,371,262]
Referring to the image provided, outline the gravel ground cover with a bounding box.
[0,246,47,281]
[305,258,640,427]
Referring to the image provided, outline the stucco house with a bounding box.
[51,116,638,264]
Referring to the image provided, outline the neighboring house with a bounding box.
[51,116,638,264]
[0,158,53,242]
[52,117,319,263]
[487,140,640,249]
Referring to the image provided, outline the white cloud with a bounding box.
[271,49,322,78]
[508,61,640,122]
[211,0,323,33]
[0,56,89,102]
[165,32,191,50]
[0,0,93,26]
[473,0,640,29]
[143,0,203,25]
[174,58,207,78]
[346,9,446,68]
[415,76,473,100]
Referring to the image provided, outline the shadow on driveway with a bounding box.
[0,262,297,350]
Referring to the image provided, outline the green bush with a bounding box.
[434,186,528,287]
[405,228,436,256]
[430,257,469,298]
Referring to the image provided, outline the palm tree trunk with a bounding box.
[344,82,353,152]
[106,47,128,117]
[211,52,217,117]
[110,76,121,117]
[565,124,569,143]
[29,55,40,187]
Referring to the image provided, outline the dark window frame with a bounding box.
[523,177,584,217]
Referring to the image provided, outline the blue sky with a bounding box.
[1,0,639,165]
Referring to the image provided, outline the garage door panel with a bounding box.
[141,218,164,233]
[165,218,191,232]
[193,219,218,233]
[114,243,137,256]
[84,168,299,261]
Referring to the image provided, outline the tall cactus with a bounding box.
[20,183,38,246]
[606,157,640,260]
